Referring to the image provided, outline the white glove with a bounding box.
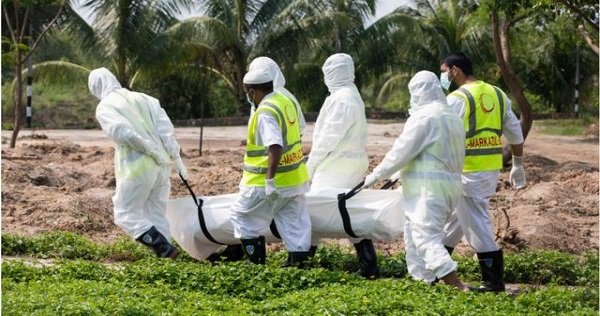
[389,170,401,182]
[265,178,278,199]
[148,150,171,166]
[363,174,378,188]
[175,157,188,180]
[509,155,526,189]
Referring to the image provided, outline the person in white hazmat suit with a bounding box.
[305,53,379,279]
[229,67,312,266]
[363,71,468,291]
[88,67,188,259]
[248,56,306,135]
[438,52,526,292]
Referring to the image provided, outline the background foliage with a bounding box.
[1,0,598,129]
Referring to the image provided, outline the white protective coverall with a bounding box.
[248,57,306,135]
[441,83,524,253]
[89,67,186,240]
[365,71,466,283]
[306,53,368,189]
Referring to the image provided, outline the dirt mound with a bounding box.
[493,155,599,253]
[2,142,118,241]
[1,139,598,254]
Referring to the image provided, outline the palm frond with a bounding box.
[10,60,91,100]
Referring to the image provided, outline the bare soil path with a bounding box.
[2,121,598,254]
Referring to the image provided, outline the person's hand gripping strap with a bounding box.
[175,157,188,180]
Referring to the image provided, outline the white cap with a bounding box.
[243,68,274,85]
[248,56,286,88]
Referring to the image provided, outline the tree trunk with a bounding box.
[492,10,533,164]
[578,25,599,56]
[10,52,23,148]
[116,0,129,88]
[4,3,64,148]
[235,51,247,115]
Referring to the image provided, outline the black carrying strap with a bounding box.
[179,175,226,245]
[379,179,398,190]
[337,181,365,238]
[269,220,281,239]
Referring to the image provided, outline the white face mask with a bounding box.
[246,93,255,109]
[440,70,453,90]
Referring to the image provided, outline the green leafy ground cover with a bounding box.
[2,232,599,315]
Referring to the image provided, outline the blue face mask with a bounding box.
[440,70,453,90]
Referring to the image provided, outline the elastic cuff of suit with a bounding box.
[434,260,458,280]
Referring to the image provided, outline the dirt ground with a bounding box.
[1,121,598,256]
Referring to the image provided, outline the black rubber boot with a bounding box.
[240,236,266,265]
[136,226,179,259]
[471,249,505,292]
[308,245,318,257]
[282,251,312,268]
[444,246,455,255]
[206,244,245,262]
[353,239,380,279]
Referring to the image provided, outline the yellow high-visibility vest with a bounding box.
[450,81,507,172]
[242,91,309,187]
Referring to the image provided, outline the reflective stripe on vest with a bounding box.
[241,92,308,187]
[451,83,506,172]
[112,91,165,179]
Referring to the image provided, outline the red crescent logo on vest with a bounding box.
[479,93,496,113]
[285,105,296,125]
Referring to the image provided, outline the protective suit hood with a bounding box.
[248,57,286,89]
[322,53,355,92]
[247,56,307,135]
[89,67,122,100]
[408,71,447,114]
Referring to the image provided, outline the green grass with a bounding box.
[3,231,598,286]
[2,231,599,314]
[535,119,592,136]
[1,82,98,129]
[2,258,598,315]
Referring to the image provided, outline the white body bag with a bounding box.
[166,186,404,261]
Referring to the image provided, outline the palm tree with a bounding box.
[67,0,193,88]
[151,0,325,110]
[154,0,383,113]
[255,0,377,110]
[368,0,489,109]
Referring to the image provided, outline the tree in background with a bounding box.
[2,0,66,148]
[3,0,597,132]
[515,11,598,115]
[65,0,193,88]
[555,0,599,55]
[270,0,378,110]
[484,0,536,146]
[152,0,313,111]
[366,0,489,110]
